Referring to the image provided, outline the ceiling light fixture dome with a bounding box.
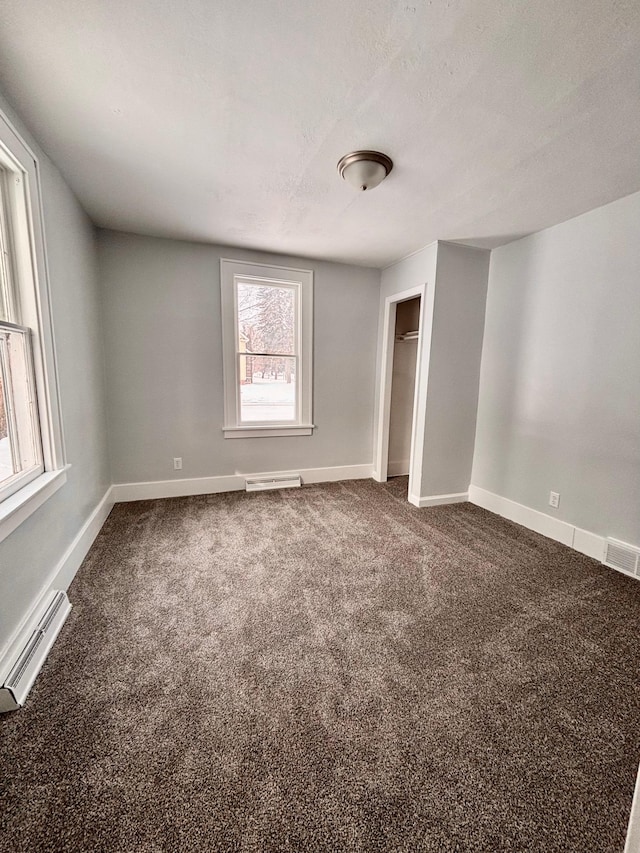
[337,150,393,192]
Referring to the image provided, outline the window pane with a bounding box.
[0,326,40,489]
[0,206,13,323]
[0,366,14,484]
[239,355,296,422]
[236,281,295,355]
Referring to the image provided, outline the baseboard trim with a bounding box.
[468,485,573,546]
[467,486,639,579]
[624,762,640,853]
[572,526,606,561]
[111,464,373,503]
[408,491,468,508]
[50,488,115,590]
[0,486,114,685]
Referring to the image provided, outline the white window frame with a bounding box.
[220,259,313,438]
[0,319,43,500]
[0,108,67,544]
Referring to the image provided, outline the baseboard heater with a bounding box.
[0,590,71,713]
[245,475,302,492]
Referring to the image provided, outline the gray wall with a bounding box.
[98,230,380,484]
[472,190,640,545]
[422,243,490,496]
[379,244,439,304]
[378,242,489,499]
[376,242,438,487]
[0,94,110,652]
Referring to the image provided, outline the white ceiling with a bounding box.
[0,0,638,267]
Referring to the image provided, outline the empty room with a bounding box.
[0,1,639,851]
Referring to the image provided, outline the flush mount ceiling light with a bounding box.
[337,150,393,192]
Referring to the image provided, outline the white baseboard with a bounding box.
[625,763,640,853]
[111,464,373,503]
[387,460,410,477]
[408,491,468,508]
[112,474,239,502]
[0,486,114,685]
[572,526,606,561]
[468,485,574,546]
[467,485,632,570]
[50,488,115,590]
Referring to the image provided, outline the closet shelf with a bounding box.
[395,330,419,342]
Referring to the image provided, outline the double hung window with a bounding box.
[220,260,313,438]
[0,110,65,539]
[0,319,42,500]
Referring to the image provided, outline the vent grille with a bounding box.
[6,592,68,691]
[604,539,640,576]
[1,590,71,711]
[245,475,302,492]
[39,590,66,633]
[5,632,45,691]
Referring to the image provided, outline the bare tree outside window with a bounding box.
[236,281,297,422]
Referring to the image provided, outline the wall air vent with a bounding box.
[0,590,71,713]
[603,538,640,578]
[245,475,302,492]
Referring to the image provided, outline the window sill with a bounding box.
[223,425,315,439]
[0,466,69,545]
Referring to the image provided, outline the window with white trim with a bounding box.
[0,110,65,536]
[220,259,313,438]
[0,320,42,500]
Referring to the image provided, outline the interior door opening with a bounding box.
[387,296,420,495]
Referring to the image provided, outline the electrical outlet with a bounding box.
[549,491,560,509]
[173,457,182,470]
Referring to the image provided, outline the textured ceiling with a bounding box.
[0,0,638,267]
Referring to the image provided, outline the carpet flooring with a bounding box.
[1,478,639,852]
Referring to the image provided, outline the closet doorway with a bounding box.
[373,282,430,505]
[387,296,420,483]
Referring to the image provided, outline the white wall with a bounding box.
[472,190,640,546]
[0,94,110,653]
[98,230,380,484]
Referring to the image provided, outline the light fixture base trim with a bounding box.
[337,150,393,191]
